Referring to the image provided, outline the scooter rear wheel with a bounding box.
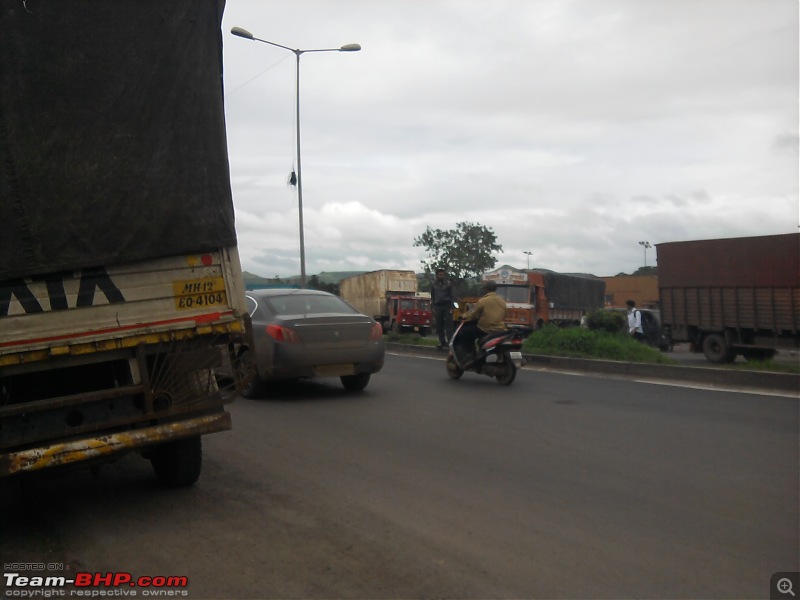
[495,354,517,386]
[446,355,463,380]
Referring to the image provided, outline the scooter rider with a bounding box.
[455,280,508,358]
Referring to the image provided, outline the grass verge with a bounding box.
[386,327,799,374]
[522,326,675,365]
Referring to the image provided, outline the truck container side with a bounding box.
[657,233,800,363]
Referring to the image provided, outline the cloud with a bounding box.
[221,0,799,279]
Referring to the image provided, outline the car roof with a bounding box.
[246,287,334,299]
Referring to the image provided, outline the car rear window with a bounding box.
[265,294,359,316]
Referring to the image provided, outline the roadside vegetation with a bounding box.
[521,324,675,364]
[386,311,799,374]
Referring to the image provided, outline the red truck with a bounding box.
[657,233,800,363]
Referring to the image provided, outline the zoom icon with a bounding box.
[772,572,800,600]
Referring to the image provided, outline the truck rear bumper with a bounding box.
[0,411,231,477]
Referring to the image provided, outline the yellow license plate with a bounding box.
[173,277,228,310]
[314,364,355,376]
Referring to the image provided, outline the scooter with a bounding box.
[445,320,531,385]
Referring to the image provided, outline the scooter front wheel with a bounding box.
[446,355,463,380]
[495,354,517,386]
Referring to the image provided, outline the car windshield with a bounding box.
[264,293,359,317]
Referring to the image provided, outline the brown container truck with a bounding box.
[339,270,432,335]
[657,233,800,363]
[0,1,252,484]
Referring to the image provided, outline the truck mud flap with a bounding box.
[0,411,231,477]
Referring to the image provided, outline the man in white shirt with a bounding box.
[626,300,645,341]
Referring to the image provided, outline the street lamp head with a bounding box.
[339,43,361,52]
[230,26,254,40]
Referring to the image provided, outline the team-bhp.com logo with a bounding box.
[3,571,189,597]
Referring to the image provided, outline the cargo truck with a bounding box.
[339,270,432,335]
[0,0,252,484]
[461,266,605,329]
[657,233,800,363]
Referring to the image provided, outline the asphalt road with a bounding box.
[1,353,797,600]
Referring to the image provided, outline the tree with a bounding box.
[413,222,503,284]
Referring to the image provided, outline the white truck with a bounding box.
[0,0,251,485]
[339,270,432,335]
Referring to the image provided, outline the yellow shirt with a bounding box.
[466,292,507,333]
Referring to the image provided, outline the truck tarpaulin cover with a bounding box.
[539,271,605,310]
[0,0,237,281]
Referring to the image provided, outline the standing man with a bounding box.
[431,267,455,349]
[626,299,644,342]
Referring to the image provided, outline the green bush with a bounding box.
[585,309,626,334]
[522,324,672,364]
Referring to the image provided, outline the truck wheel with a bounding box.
[390,321,401,335]
[238,349,267,399]
[702,333,735,364]
[150,436,202,487]
[446,356,463,380]
[341,372,370,391]
[495,354,517,386]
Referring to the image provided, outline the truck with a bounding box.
[657,233,800,363]
[339,270,432,335]
[0,0,252,485]
[459,266,605,329]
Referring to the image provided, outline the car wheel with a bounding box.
[149,436,202,487]
[341,372,370,391]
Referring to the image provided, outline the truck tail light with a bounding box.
[369,322,383,340]
[266,324,301,343]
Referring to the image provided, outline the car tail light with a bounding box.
[266,324,301,343]
[369,322,383,340]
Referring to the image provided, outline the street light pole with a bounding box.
[638,241,652,268]
[523,251,532,270]
[231,27,360,288]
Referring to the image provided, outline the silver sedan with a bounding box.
[242,288,385,397]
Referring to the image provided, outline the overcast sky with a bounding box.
[220,0,798,279]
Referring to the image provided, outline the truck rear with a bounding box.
[0,0,251,484]
[339,270,431,335]
[657,233,800,363]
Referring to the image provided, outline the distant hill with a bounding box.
[242,270,367,288]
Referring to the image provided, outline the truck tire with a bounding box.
[150,436,202,487]
[702,333,735,364]
[391,321,401,335]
